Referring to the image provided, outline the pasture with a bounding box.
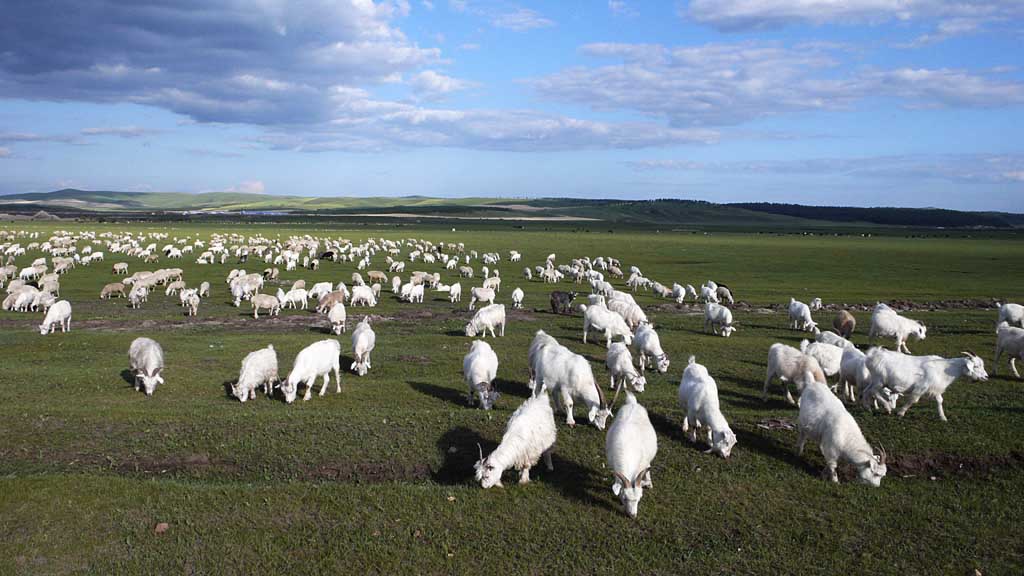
[2,222,1023,575]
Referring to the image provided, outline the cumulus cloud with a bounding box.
[532,41,1024,126]
[410,70,475,99]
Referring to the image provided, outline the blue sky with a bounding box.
[0,0,1022,210]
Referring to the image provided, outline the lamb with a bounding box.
[232,345,278,402]
[164,280,186,296]
[328,302,347,335]
[474,391,557,488]
[483,275,501,292]
[580,303,633,348]
[281,339,342,403]
[833,310,856,338]
[549,290,576,315]
[631,324,670,374]
[700,285,719,303]
[678,356,737,458]
[511,287,524,309]
[800,339,844,379]
[198,281,210,298]
[716,285,735,305]
[39,300,72,335]
[869,303,926,354]
[862,347,988,421]
[763,343,826,405]
[350,285,377,307]
[996,302,1024,329]
[251,294,281,318]
[994,322,1024,378]
[100,282,126,299]
[351,317,376,376]
[530,336,611,429]
[837,347,872,404]
[810,297,823,311]
[797,377,887,486]
[465,304,506,338]
[788,298,818,332]
[185,293,200,316]
[606,342,646,392]
[129,337,165,396]
[605,391,657,519]
[815,330,855,350]
[463,340,500,409]
[468,287,495,311]
[703,303,737,337]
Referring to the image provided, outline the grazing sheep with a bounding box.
[129,337,165,396]
[308,281,333,300]
[522,267,532,281]
[763,343,826,405]
[703,303,737,337]
[128,285,148,309]
[800,339,844,379]
[606,342,646,392]
[996,302,1024,329]
[164,280,186,296]
[798,377,887,486]
[474,391,557,488]
[251,294,281,318]
[605,391,657,519]
[810,297,823,311]
[328,302,347,335]
[282,339,342,403]
[530,336,611,429]
[351,318,376,376]
[678,356,737,458]
[862,348,988,421]
[39,300,72,334]
[466,304,506,338]
[580,303,633,348]
[631,324,670,374]
[511,287,524,309]
[700,285,719,303]
[788,298,818,332]
[815,330,855,350]
[112,262,129,275]
[350,285,377,307]
[464,340,500,409]
[449,282,462,303]
[869,303,926,354]
[994,322,1024,378]
[232,345,278,402]
[606,299,649,330]
[837,347,873,404]
[469,287,495,311]
[100,282,126,299]
[716,285,735,305]
[549,290,577,315]
[185,293,200,316]
[483,275,501,293]
[198,281,210,298]
[833,310,856,338]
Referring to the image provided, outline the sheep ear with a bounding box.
[611,481,622,496]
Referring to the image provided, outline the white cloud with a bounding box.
[80,126,162,138]
[410,70,475,98]
[225,180,266,194]
[459,43,481,51]
[491,8,555,31]
[608,1,636,16]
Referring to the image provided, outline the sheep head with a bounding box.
[857,445,888,487]
[612,468,650,519]
[711,429,738,459]
[474,445,503,488]
[629,374,647,393]
[137,368,164,396]
[464,323,478,337]
[961,351,988,381]
[654,354,671,374]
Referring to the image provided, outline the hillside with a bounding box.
[0,189,1020,229]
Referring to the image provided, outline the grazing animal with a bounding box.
[763,343,826,405]
[463,340,500,409]
[39,300,72,334]
[465,304,506,338]
[606,342,646,393]
[862,348,988,421]
[632,324,669,373]
[869,303,926,354]
[129,337,165,396]
[678,357,737,458]
[328,302,347,335]
[703,303,737,337]
[994,322,1024,378]
[579,303,633,348]
[232,345,278,402]
[281,339,342,403]
[833,310,856,338]
[474,391,557,488]
[549,291,577,315]
[351,317,377,376]
[605,391,657,519]
[788,298,818,332]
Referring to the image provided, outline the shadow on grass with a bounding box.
[494,377,531,400]
[409,380,467,407]
[433,426,489,485]
[119,369,135,387]
[647,409,686,444]
[734,427,819,478]
[718,387,780,411]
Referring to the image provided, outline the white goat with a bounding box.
[997,302,1024,329]
[816,330,856,350]
[233,345,278,402]
[869,303,926,354]
[798,378,887,486]
[328,302,347,335]
[129,337,165,396]
[463,340,500,409]
[281,339,342,403]
[531,336,611,429]
[580,303,633,348]
[800,339,843,379]
[605,391,657,519]
[788,298,818,332]
[38,299,71,335]
[763,343,826,405]
[351,318,376,376]
[703,303,737,337]
[606,343,646,392]
[678,356,737,458]
[511,287,524,309]
[994,321,1024,378]
[465,304,506,338]
[862,347,988,421]
[469,286,495,310]
[350,285,377,307]
[631,324,669,374]
[449,282,462,303]
[474,391,557,488]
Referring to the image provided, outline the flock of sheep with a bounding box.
[2,228,1023,519]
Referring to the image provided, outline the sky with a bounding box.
[0,0,1022,211]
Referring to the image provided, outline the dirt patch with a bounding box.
[886,451,1024,479]
[114,452,242,476]
[301,461,433,483]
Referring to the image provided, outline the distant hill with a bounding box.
[0,189,1020,229]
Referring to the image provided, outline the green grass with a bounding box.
[1,222,1023,574]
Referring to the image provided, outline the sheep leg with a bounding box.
[543,449,554,471]
[641,469,653,488]
[796,428,807,455]
[561,391,576,427]
[762,371,774,402]
[897,391,924,418]
[302,377,315,401]
[935,394,947,422]
[1011,357,1020,378]
[681,412,689,433]
[319,373,330,396]
[783,383,797,406]
[500,322,505,337]
[825,461,839,483]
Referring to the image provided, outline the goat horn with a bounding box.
[877,443,887,465]
[594,374,608,408]
[610,380,622,411]
[477,443,484,462]
[633,467,651,487]
[962,349,978,358]
[612,471,630,487]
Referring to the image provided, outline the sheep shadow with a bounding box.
[544,452,614,511]
[444,329,466,337]
[718,388,777,411]
[433,426,490,485]
[646,409,687,444]
[734,427,819,478]
[119,369,136,387]
[408,380,467,407]
[494,377,531,400]
[222,380,237,399]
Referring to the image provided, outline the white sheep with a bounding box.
[475,390,557,488]
[763,343,826,405]
[468,286,495,310]
[798,378,887,486]
[281,339,341,403]
[129,337,165,396]
[233,345,278,402]
[465,304,506,338]
[328,302,347,335]
[703,303,737,337]
[862,347,988,421]
[38,299,72,334]
[531,336,611,429]
[606,342,646,393]
[994,321,1024,378]
[631,324,669,374]
[700,285,719,303]
[483,275,501,292]
[449,282,462,303]
[800,339,843,379]
[678,356,737,458]
[185,293,200,316]
[838,347,870,404]
[463,340,500,409]
[351,318,376,376]
[350,285,377,307]
[788,298,818,332]
[580,303,633,348]
[869,303,926,354]
[996,302,1023,330]
[815,330,856,350]
[511,287,524,309]
[606,299,648,330]
[198,281,210,298]
[605,391,657,519]
[251,294,281,318]
[810,297,823,311]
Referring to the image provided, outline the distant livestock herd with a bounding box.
[2,228,1023,518]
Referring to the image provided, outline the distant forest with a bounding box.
[731,203,1017,228]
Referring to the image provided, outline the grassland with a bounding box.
[1,222,1023,575]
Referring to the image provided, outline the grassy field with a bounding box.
[1,222,1023,575]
